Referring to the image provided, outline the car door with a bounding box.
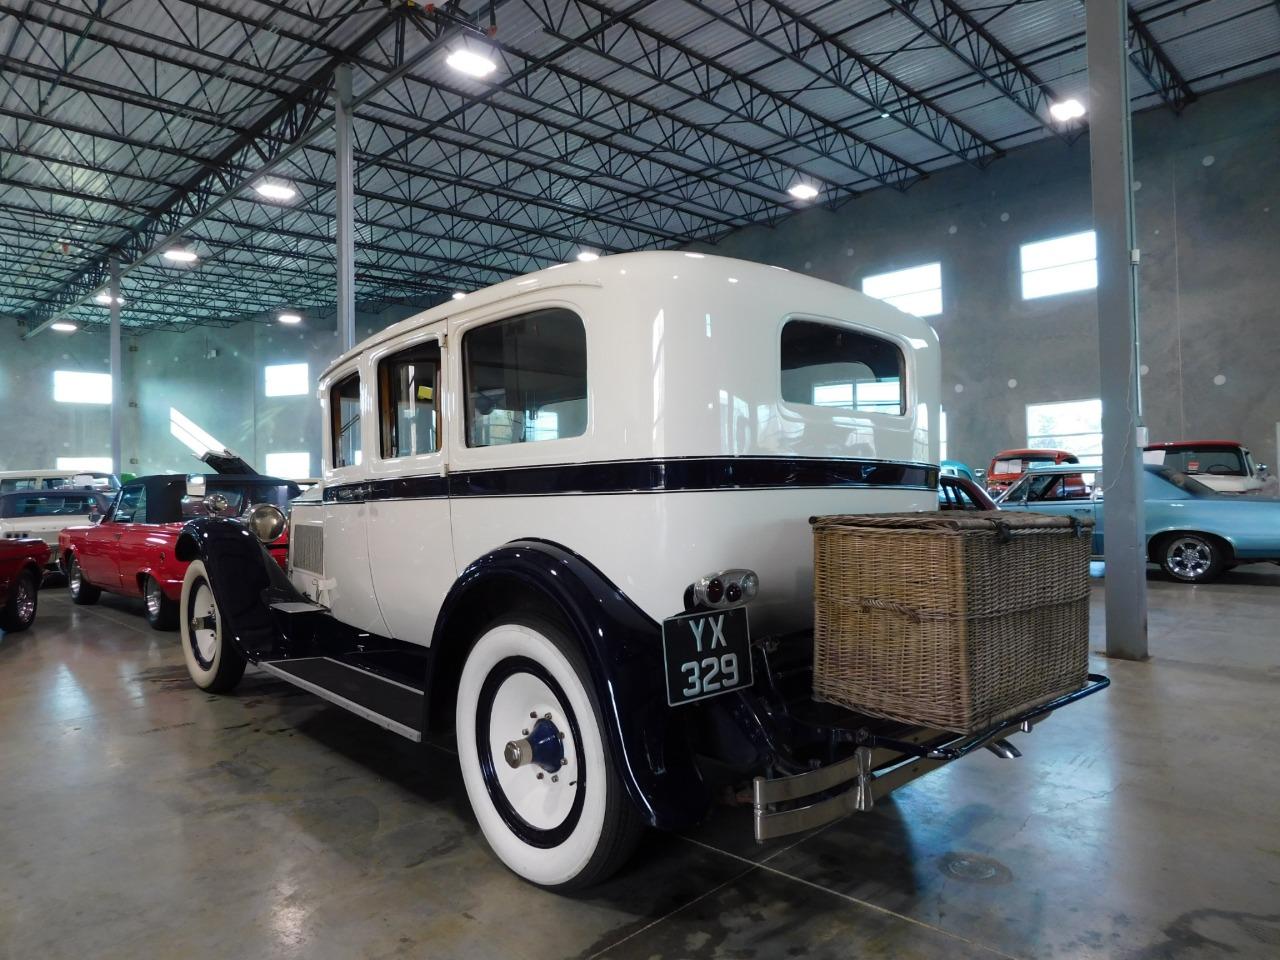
[83,484,145,588]
[1020,472,1097,537]
[319,359,392,637]
[111,484,162,597]
[365,326,454,645]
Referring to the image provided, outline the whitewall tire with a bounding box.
[179,560,246,693]
[455,617,642,890]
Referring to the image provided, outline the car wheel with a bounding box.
[1159,533,1225,583]
[179,560,245,692]
[1,569,39,633]
[143,576,178,631]
[455,616,642,890]
[68,556,101,605]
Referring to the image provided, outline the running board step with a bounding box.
[268,599,329,614]
[257,656,424,742]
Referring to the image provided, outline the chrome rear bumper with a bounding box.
[752,674,1110,841]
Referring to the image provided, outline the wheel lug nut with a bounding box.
[557,731,564,740]
[551,775,558,783]
[560,758,568,766]
[543,712,552,720]
[529,711,537,719]
[536,772,544,780]
[521,729,529,736]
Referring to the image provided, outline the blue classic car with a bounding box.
[998,463,1280,583]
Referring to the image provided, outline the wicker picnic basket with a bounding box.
[810,511,1092,734]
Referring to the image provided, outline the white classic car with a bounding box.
[175,252,1105,889]
[0,489,110,566]
[0,469,120,492]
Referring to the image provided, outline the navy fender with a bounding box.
[429,539,711,831]
[175,517,300,661]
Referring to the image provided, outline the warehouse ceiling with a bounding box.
[2,0,1277,334]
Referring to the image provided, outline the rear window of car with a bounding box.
[780,320,905,416]
[1159,447,1245,477]
[2,494,100,517]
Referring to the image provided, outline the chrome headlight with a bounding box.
[247,503,286,544]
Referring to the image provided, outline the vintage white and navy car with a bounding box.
[175,252,1106,889]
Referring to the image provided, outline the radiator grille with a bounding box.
[291,523,324,574]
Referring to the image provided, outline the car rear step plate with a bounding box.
[258,656,423,741]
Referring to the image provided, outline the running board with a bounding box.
[257,656,424,742]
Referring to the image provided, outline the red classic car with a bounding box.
[1,537,51,633]
[59,474,300,630]
[987,448,1079,497]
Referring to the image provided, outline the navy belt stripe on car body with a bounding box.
[321,457,937,503]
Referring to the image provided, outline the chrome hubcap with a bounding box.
[146,581,162,617]
[1168,538,1211,578]
[190,583,218,662]
[70,563,81,592]
[489,675,575,831]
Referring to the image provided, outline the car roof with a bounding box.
[0,469,112,478]
[992,449,1074,458]
[1144,440,1243,449]
[1022,463,1103,474]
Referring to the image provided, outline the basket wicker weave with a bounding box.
[811,510,1092,734]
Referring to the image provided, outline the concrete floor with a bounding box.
[3,568,1279,960]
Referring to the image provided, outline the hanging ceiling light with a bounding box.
[451,291,467,300]
[162,245,198,263]
[277,311,302,325]
[1049,99,1086,122]
[253,178,298,202]
[788,182,819,201]
[51,322,78,333]
[575,250,599,262]
[446,47,497,78]
[94,291,124,305]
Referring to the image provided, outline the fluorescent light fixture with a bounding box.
[451,291,467,300]
[94,291,123,305]
[170,407,224,456]
[51,322,78,333]
[162,246,198,263]
[1049,98,1086,122]
[576,250,599,262]
[277,311,302,325]
[446,48,497,78]
[253,178,297,202]
[788,182,819,201]
[879,110,891,119]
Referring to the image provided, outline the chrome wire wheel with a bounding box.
[1165,535,1214,581]
[69,562,82,592]
[14,578,36,624]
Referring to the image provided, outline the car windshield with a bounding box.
[180,483,297,519]
[1,493,102,518]
[1154,447,1245,477]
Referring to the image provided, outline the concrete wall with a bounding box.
[692,72,1280,473]
[0,303,424,477]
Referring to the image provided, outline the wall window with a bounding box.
[170,407,225,457]
[265,452,311,479]
[939,408,948,462]
[781,319,905,416]
[379,341,441,458]
[53,370,111,404]
[265,362,309,397]
[1020,230,1097,300]
[463,308,587,447]
[861,262,942,317]
[56,456,114,473]
[330,373,362,467]
[1026,398,1102,460]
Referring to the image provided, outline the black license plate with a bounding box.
[662,606,753,706]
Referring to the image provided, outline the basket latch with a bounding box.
[1070,516,1085,539]
[993,520,1013,544]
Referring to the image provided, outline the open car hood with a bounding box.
[199,448,257,475]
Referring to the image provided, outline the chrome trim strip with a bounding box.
[257,659,422,742]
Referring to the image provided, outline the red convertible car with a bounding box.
[1,537,51,633]
[59,474,300,629]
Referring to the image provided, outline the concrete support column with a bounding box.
[1087,0,1148,660]
[109,255,123,477]
[334,63,356,354]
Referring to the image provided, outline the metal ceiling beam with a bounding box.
[684,0,1000,167]
[882,0,1073,140]
[18,2,488,338]
[1127,6,1197,113]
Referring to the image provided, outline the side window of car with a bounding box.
[379,340,441,458]
[113,486,146,523]
[463,308,587,447]
[780,319,905,416]
[331,372,362,467]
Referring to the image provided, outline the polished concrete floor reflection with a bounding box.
[2,568,1279,960]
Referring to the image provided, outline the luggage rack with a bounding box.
[751,673,1110,841]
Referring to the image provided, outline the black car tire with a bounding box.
[1,569,39,633]
[68,556,101,605]
[143,576,179,631]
